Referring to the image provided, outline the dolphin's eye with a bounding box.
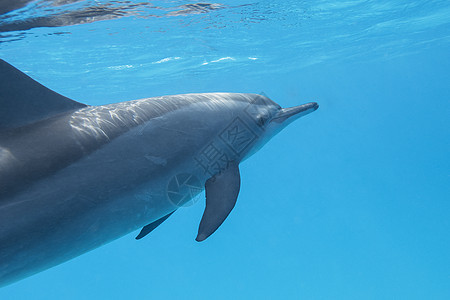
[257,113,269,127]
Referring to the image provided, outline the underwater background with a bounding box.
[0,0,449,299]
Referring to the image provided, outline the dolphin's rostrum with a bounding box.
[0,59,318,286]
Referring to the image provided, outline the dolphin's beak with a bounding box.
[272,102,319,123]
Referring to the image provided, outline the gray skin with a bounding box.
[0,59,318,287]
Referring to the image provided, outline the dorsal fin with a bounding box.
[0,59,87,129]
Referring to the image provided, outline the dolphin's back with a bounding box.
[0,92,257,200]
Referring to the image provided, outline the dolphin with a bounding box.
[0,59,318,287]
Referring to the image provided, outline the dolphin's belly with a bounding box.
[0,165,169,286]
[0,123,207,287]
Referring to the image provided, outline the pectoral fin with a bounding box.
[136,211,175,240]
[196,164,240,242]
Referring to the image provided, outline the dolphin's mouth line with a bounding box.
[271,102,319,123]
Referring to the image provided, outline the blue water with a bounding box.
[1,1,449,299]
